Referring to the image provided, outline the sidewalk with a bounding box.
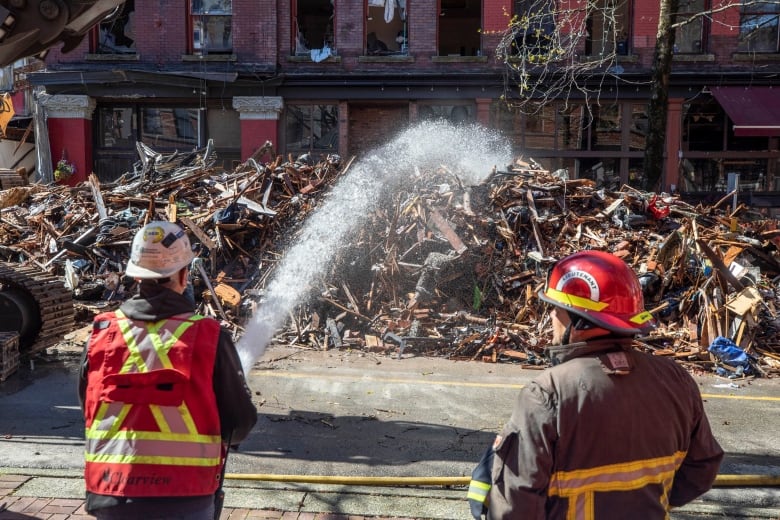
[0,470,454,520]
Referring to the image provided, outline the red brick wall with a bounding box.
[711,3,740,36]
[484,0,512,33]
[233,0,277,62]
[40,0,769,75]
[632,1,660,52]
[136,2,187,62]
[348,104,409,156]
[408,0,438,64]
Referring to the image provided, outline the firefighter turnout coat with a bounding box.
[487,338,724,520]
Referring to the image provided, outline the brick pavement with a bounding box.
[0,474,413,520]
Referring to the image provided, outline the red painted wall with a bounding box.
[47,118,92,186]
[240,119,278,162]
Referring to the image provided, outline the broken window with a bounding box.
[294,0,335,56]
[675,0,707,54]
[439,0,482,56]
[366,0,408,55]
[584,0,630,56]
[737,2,780,53]
[284,104,339,158]
[191,0,232,54]
[96,0,135,54]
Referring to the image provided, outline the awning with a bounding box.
[711,86,780,137]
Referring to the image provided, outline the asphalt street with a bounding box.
[1,343,779,518]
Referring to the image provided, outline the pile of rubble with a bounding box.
[1,142,779,380]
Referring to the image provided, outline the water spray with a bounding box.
[236,121,513,373]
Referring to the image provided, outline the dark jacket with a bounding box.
[487,338,724,520]
[78,282,258,514]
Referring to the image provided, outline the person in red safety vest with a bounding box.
[475,250,723,520]
[78,221,257,520]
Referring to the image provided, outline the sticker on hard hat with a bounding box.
[142,226,166,243]
[557,270,600,301]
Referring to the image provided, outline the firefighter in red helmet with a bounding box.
[472,250,723,519]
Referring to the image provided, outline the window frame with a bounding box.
[283,103,340,158]
[674,0,708,54]
[583,0,632,57]
[737,3,780,53]
[189,0,233,55]
[293,0,336,56]
[438,0,482,56]
[365,0,408,56]
[92,0,136,54]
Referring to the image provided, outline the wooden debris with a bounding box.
[0,141,778,378]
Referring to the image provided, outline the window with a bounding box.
[737,3,780,53]
[418,104,475,124]
[191,0,232,54]
[366,0,408,55]
[439,0,481,56]
[98,107,136,149]
[294,0,335,55]
[284,104,339,158]
[675,0,707,54]
[95,0,135,54]
[585,0,630,56]
[141,108,200,147]
[512,0,556,58]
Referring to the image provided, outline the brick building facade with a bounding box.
[27,0,780,198]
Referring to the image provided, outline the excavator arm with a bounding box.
[0,0,125,67]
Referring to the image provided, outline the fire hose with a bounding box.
[224,473,780,487]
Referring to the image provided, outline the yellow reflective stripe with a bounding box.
[84,453,221,466]
[88,403,131,436]
[116,315,147,373]
[550,451,686,495]
[177,402,200,436]
[549,452,686,520]
[146,320,173,369]
[630,311,655,325]
[150,404,171,433]
[467,480,490,502]
[544,288,608,311]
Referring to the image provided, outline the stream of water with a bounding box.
[236,120,512,373]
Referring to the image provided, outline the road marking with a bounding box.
[252,371,780,400]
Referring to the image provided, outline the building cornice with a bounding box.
[232,96,284,120]
[39,94,96,119]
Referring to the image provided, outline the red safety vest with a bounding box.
[83,309,223,497]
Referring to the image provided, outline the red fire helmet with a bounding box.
[538,250,656,335]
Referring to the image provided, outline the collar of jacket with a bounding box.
[546,338,635,366]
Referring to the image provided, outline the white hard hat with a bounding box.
[126,221,195,279]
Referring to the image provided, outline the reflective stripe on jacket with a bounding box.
[83,309,223,497]
[467,445,494,519]
[487,339,723,520]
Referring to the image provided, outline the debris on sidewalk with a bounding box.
[0,143,779,379]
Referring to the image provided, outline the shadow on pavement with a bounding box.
[240,409,495,466]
